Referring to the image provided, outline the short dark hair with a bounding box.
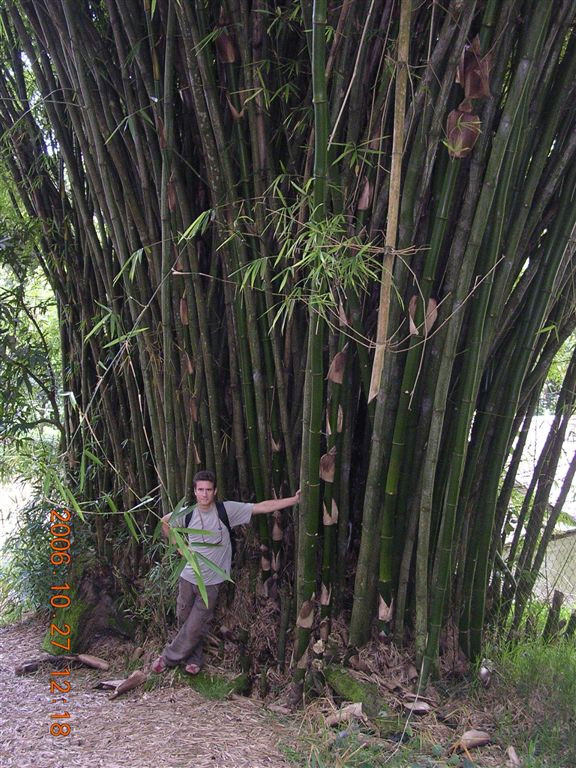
[193,470,216,488]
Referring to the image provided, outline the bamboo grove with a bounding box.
[0,0,575,681]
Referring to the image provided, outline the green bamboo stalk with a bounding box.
[294,0,328,675]
[29,0,170,510]
[401,0,479,240]
[319,338,347,623]
[382,157,460,640]
[334,347,358,612]
[419,0,555,674]
[345,0,412,647]
[423,99,524,670]
[349,348,394,646]
[484,33,576,348]
[159,0,178,507]
[464,194,576,659]
[229,4,298,493]
[491,388,538,565]
[181,2,276,506]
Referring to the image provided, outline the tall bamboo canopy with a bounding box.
[1,0,575,678]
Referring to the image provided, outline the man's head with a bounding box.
[193,470,216,509]
[193,470,216,489]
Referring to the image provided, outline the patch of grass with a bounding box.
[143,665,249,700]
[176,668,249,699]
[281,725,467,768]
[281,704,459,768]
[483,635,576,767]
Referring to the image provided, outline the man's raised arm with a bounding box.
[252,490,300,515]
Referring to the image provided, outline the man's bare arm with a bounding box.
[252,490,300,515]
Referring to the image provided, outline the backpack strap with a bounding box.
[183,502,236,560]
[216,501,236,561]
[184,507,193,529]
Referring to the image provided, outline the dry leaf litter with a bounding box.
[0,614,295,768]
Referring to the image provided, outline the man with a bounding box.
[152,470,300,675]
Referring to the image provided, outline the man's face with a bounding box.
[194,480,216,509]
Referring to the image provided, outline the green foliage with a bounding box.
[482,635,576,767]
[238,181,383,333]
[113,528,181,637]
[0,495,54,623]
[0,448,91,625]
[0,251,62,481]
[282,714,435,768]
[144,664,248,699]
[540,334,576,412]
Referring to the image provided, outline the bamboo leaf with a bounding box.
[102,327,148,349]
[113,248,145,286]
[84,308,114,344]
[178,209,213,243]
[51,476,86,523]
[123,510,140,542]
[83,449,103,467]
[193,551,233,582]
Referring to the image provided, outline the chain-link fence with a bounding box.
[533,529,576,607]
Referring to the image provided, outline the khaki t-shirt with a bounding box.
[170,501,253,585]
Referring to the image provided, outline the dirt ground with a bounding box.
[2,610,563,768]
[0,615,297,768]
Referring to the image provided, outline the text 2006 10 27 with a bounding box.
[48,507,73,737]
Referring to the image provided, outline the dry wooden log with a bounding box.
[506,745,522,766]
[94,679,126,690]
[15,652,110,675]
[403,700,433,714]
[76,653,110,670]
[15,661,42,676]
[15,654,77,674]
[450,729,491,757]
[325,702,365,727]
[109,669,148,699]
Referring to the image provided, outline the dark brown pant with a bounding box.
[162,579,220,668]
